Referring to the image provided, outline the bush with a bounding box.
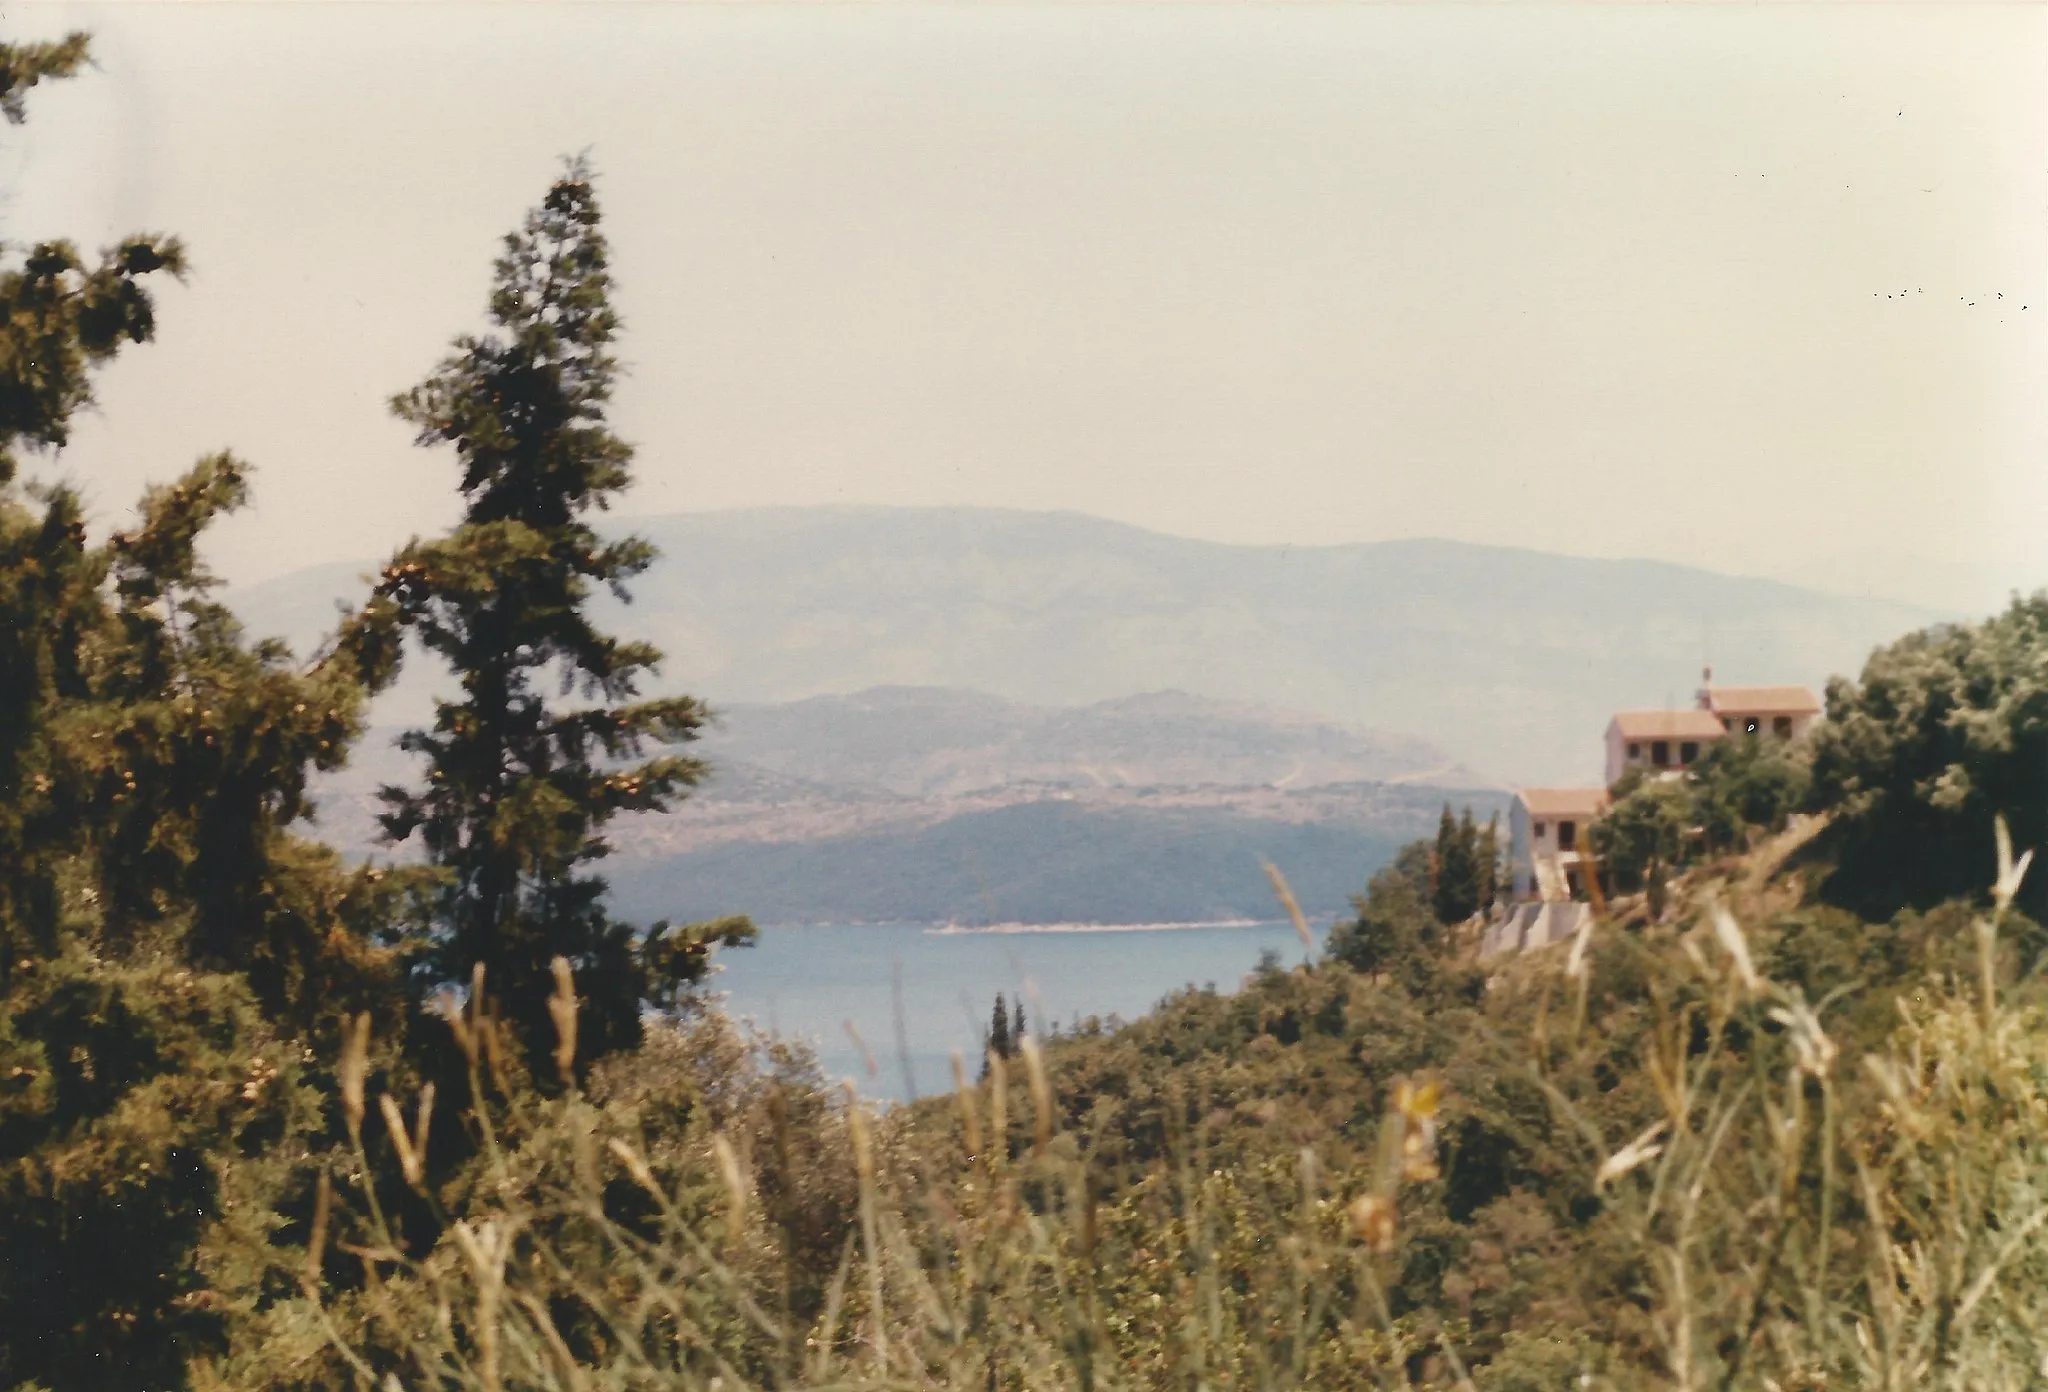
[1808,593,2048,918]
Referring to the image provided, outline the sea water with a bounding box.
[704,919,1330,1102]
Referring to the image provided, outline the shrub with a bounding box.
[1808,593,2048,918]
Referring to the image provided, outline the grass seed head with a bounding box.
[1594,1121,1670,1193]
[952,1050,983,1160]
[1348,1193,1397,1252]
[1020,1034,1054,1154]
[338,1012,370,1140]
[548,956,578,1085]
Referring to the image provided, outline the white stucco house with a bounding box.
[1602,674,1823,786]
[1508,785,1609,902]
[1485,673,1825,959]
[1603,708,1728,786]
[1696,680,1823,741]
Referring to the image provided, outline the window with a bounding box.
[1773,716,1793,737]
[1627,742,1641,759]
[1558,820,1577,850]
[1565,870,1583,898]
[1722,717,1733,731]
[1651,740,1670,767]
[1533,820,1547,840]
[1744,718,1760,735]
[1680,741,1699,764]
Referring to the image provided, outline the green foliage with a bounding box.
[1594,737,1810,917]
[0,401,400,1392]
[248,1003,860,1392]
[988,991,1014,1062]
[0,229,187,485]
[350,162,746,1077]
[1328,840,1484,1003]
[0,30,87,123]
[0,36,401,1389]
[0,111,186,485]
[1591,770,1690,915]
[1809,592,2048,918]
[1470,1328,1611,1391]
[281,829,2048,1390]
[1689,731,1809,849]
[1430,805,1480,925]
[1329,844,1429,973]
[0,945,320,1392]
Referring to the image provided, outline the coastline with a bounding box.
[925,918,1286,936]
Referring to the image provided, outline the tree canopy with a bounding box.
[345,162,751,1080]
[0,35,403,1388]
[1808,594,2048,918]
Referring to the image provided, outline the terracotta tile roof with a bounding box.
[1608,709,1727,740]
[1516,786,1610,817]
[1701,685,1822,716]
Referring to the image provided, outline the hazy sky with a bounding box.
[11,3,2046,610]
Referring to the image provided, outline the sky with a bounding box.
[8,2,2046,612]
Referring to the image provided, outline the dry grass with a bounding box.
[279,826,2048,1390]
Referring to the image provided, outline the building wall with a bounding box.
[1604,723,1721,786]
[1509,796,1533,900]
[1510,796,1596,902]
[1708,708,1820,741]
[1604,726,1629,786]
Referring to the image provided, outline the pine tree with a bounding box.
[357,162,749,1078]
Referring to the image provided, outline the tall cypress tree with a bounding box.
[360,162,748,1077]
[1431,803,1485,926]
[988,993,1013,1061]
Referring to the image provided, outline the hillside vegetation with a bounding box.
[217,733,2048,1391]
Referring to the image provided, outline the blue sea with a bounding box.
[705,920,1331,1101]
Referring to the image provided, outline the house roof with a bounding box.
[1608,709,1726,740]
[1701,685,1822,716]
[1516,786,1609,818]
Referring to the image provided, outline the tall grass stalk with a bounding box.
[288,826,2048,1390]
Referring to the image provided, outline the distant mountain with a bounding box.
[305,686,1498,926]
[701,686,1470,796]
[236,506,1936,784]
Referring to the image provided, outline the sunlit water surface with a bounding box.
[703,919,1330,1102]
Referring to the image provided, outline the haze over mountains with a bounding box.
[700,686,1469,796]
[308,687,1492,926]
[237,506,1935,786]
[242,507,1940,924]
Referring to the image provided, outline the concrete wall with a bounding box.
[1604,722,1723,785]
[1510,796,1595,902]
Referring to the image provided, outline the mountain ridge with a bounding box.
[234,505,1936,784]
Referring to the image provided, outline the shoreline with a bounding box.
[928,918,1287,935]
[745,918,1319,935]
